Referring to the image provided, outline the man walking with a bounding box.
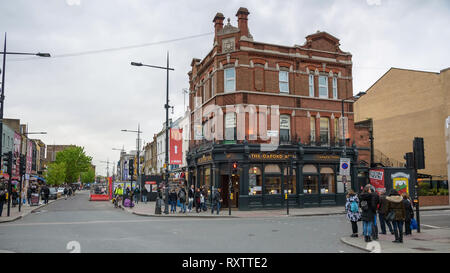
[178,186,187,213]
[142,186,148,204]
[211,188,222,215]
[188,185,195,212]
[133,186,140,204]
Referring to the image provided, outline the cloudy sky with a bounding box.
[1,0,449,176]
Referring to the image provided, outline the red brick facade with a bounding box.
[188,8,369,160]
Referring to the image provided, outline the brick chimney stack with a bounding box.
[236,7,250,37]
[213,12,225,34]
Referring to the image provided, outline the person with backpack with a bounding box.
[402,192,414,236]
[211,188,222,215]
[169,189,178,213]
[386,189,406,243]
[359,184,377,242]
[345,189,361,237]
[178,186,187,213]
[378,192,394,235]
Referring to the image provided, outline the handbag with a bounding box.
[410,218,418,230]
[386,210,395,222]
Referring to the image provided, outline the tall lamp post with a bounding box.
[0,33,50,215]
[122,124,143,196]
[131,54,174,214]
[112,146,125,182]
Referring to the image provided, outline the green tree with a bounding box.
[45,162,67,186]
[55,146,92,183]
[81,167,96,184]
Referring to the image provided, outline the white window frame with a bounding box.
[319,75,328,99]
[224,67,235,93]
[279,70,289,93]
[280,115,290,142]
[332,77,338,99]
[309,74,314,97]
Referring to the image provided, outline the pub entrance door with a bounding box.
[220,174,239,208]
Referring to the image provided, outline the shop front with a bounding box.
[187,142,360,210]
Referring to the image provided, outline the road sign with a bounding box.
[340,158,351,176]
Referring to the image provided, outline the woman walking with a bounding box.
[386,189,406,243]
[345,189,361,237]
[359,184,377,242]
[194,188,202,213]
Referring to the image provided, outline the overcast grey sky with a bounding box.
[1,0,449,176]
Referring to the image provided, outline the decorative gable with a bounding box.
[303,31,342,53]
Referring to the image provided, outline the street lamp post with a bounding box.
[0,33,50,215]
[131,54,174,215]
[122,124,142,202]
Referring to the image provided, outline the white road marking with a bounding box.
[421,224,443,229]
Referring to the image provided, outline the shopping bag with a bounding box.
[410,218,418,230]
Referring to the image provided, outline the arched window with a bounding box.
[249,166,262,195]
[302,164,318,194]
[265,164,281,173]
[264,164,281,195]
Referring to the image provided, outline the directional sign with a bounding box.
[339,158,351,176]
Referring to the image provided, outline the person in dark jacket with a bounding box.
[188,185,195,212]
[378,192,394,234]
[369,185,380,240]
[27,187,32,205]
[201,186,208,212]
[41,185,50,204]
[359,184,377,242]
[345,189,361,237]
[178,186,187,213]
[0,185,6,217]
[141,186,148,204]
[386,189,406,243]
[133,186,140,204]
[194,188,202,213]
[169,189,177,213]
[402,192,414,235]
[11,187,18,207]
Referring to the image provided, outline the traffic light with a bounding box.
[19,154,26,176]
[232,162,238,175]
[2,151,13,175]
[413,137,425,170]
[404,152,414,169]
[129,159,134,176]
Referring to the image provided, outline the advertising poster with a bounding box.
[170,128,183,165]
[369,169,385,195]
[392,172,410,195]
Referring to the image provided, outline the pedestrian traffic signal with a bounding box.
[129,159,134,176]
[19,155,26,176]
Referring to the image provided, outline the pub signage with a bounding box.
[197,154,213,164]
[249,153,296,160]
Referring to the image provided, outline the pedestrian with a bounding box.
[370,185,380,240]
[188,185,195,213]
[402,192,414,236]
[345,189,361,237]
[0,186,6,217]
[201,186,208,212]
[178,186,187,213]
[68,186,73,197]
[134,186,140,204]
[64,186,68,200]
[386,189,406,243]
[142,186,148,204]
[359,184,377,242]
[169,189,177,213]
[194,188,202,213]
[378,191,394,235]
[211,188,222,215]
[27,186,32,205]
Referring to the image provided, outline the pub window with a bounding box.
[310,117,316,142]
[309,74,314,97]
[280,115,290,143]
[320,117,330,145]
[224,67,235,93]
[320,167,335,194]
[225,112,236,140]
[319,75,328,98]
[332,77,338,99]
[248,166,262,195]
[279,70,289,93]
[283,167,296,194]
[264,164,281,195]
[303,165,318,194]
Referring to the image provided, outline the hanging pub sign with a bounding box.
[369,169,385,195]
[391,172,410,195]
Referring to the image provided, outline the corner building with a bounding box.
[187,8,370,210]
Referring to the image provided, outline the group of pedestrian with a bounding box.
[164,185,223,215]
[345,184,416,243]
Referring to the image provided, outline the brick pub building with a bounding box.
[187,8,370,210]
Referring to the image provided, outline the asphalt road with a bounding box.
[0,191,448,253]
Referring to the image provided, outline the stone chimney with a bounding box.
[213,12,225,34]
[236,7,250,37]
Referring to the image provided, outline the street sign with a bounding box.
[339,158,351,176]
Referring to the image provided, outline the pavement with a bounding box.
[0,197,63,223]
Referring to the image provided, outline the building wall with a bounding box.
[354,68,450,180]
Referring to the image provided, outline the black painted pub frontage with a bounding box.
[186,141,368,210]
